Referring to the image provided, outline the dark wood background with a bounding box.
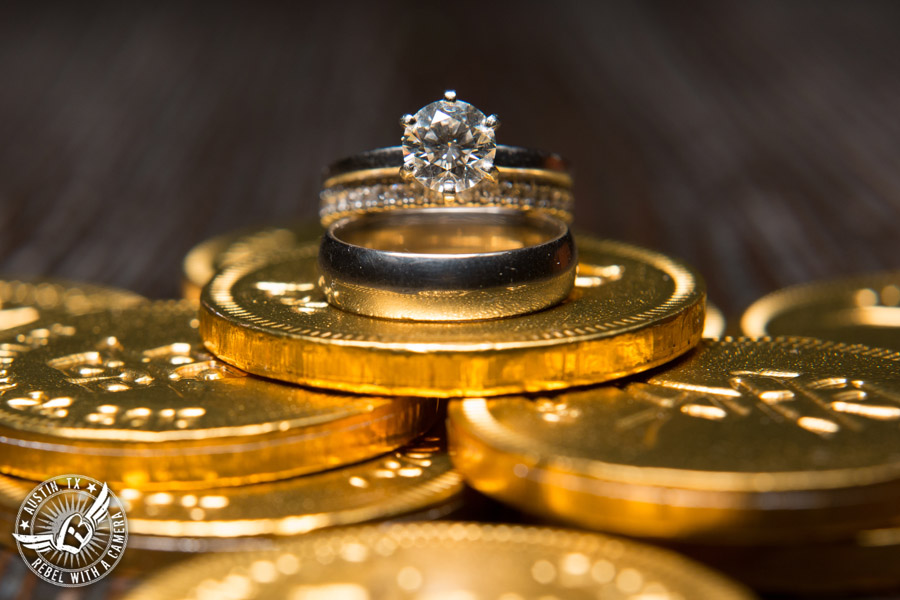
[1,2,899,598]
[2,1,898,322]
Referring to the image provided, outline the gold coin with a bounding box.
[0,434,462,570]
[448,337,900,543]
[182,223,323,301]
[741,272,900,351]
[122,522,754,600]
[703,302,725,338]
[0,301,436,490]
[0,278,144,331]
[200,236,705,397]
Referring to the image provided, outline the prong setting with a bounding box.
[400,162,416,181]
[400,92,497,194]
[484,167,500,184]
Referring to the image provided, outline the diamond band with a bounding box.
[319,93,573,226]
[320,177,573,226]
[321,145,572,226]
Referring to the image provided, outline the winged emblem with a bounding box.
[14,483,110,555]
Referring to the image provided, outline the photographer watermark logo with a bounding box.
[12,475,127,587]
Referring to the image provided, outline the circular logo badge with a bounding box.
[12,474,128,587]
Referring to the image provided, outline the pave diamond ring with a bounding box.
[319,91,573,226]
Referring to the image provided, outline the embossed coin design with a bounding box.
[0,436,460,568]
[0,279,144,331]
[448,338,900,542]
[122,522,755,600]
[200,236,705,397]
[0,301,436,489]
[742,272,900,351]
[12,474,127,587]
[181,223,323,302]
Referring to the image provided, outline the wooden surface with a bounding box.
[1,2,899,598]
[1,2,898,320]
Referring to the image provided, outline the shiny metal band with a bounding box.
[317,208,577,321]
[320,146,573,226]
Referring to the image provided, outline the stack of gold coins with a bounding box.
[0,288,460,583]
[5,92,900,599]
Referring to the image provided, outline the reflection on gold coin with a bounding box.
[0,301,436,490]
[0,435,462,571]
[123,522,755,600]
[181,223,323,302]
[741,272,900,351]
[0,278,144,331]
[200,236,705,397]
[703,302,725,338]
[448,338,900,543]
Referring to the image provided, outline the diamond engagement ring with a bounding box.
[319,91,573,226]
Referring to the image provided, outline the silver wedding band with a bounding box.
[317,208,577,321]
